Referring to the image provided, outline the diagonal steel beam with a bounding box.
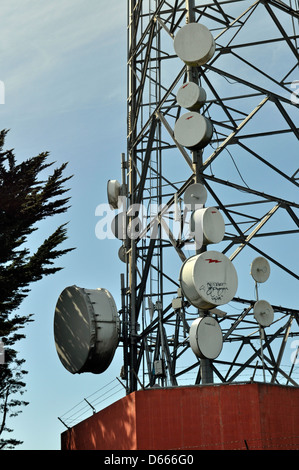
[204,173,299,209]
[229,204,280,261]
[246,241,299,281]
[237,141,299,188]
[132,21,156,133]
[200,97,269,173]
[136,235,157,319]
[262,1,299,61]
[271,315,294,383]
[136,116,158,205]
[285,205,299,228]
[156,110,193,170]
[227,325,285,382]
[203,63,296,107]
[273,98,299,141]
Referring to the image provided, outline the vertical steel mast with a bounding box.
[127,0,139,393]
[123,0,299,394]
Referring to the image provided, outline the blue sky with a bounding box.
[0,0,128,449]
[0,0,298,450]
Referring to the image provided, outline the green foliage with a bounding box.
[0,129,74,449]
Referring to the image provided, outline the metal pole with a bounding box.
[128,0,138,393]
[120,273,129,392]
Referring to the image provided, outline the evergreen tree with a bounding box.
[0,129,74,449]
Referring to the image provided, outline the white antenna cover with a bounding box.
[189,316,223,359]
[190,207,225,244]
[118,245,127,263]
[111,212,127,240]
[54,286,120,374]
[174,23,216,66]
[251,257,271,283]
[176,82,207,111]
[180,251,238,309]
[254,300,274,327]
[107,179,121,209]
[174,112,213,150]
[184,183,208,208]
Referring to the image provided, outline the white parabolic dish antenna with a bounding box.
[174,112,213,150]
[174,22,216,66]
[189,316,223,359]
[251,257,271,283]
[54,286,120,374]
[176,82,207,111]
[254,300,274,327]
[190,207,225,244]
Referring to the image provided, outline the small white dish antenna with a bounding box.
[189,316,223,359]
[107,179,121,209]
[174,23,216,67]
[176,82,207,111]
[111,212,127,240]
[250,257,271,283]
[190,207,225,245]
[174,112,213,150]
[184,183,208,208]
[254,300,274,327]
[118,245,127,263]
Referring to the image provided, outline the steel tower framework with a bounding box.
[121,0,299,394]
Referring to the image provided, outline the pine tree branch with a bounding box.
[0,129,75,448]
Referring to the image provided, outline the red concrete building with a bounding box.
[61,382,299,450]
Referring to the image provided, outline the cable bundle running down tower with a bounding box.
[54,1,299,397]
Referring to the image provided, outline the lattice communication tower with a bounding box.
[54,0,299,397]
